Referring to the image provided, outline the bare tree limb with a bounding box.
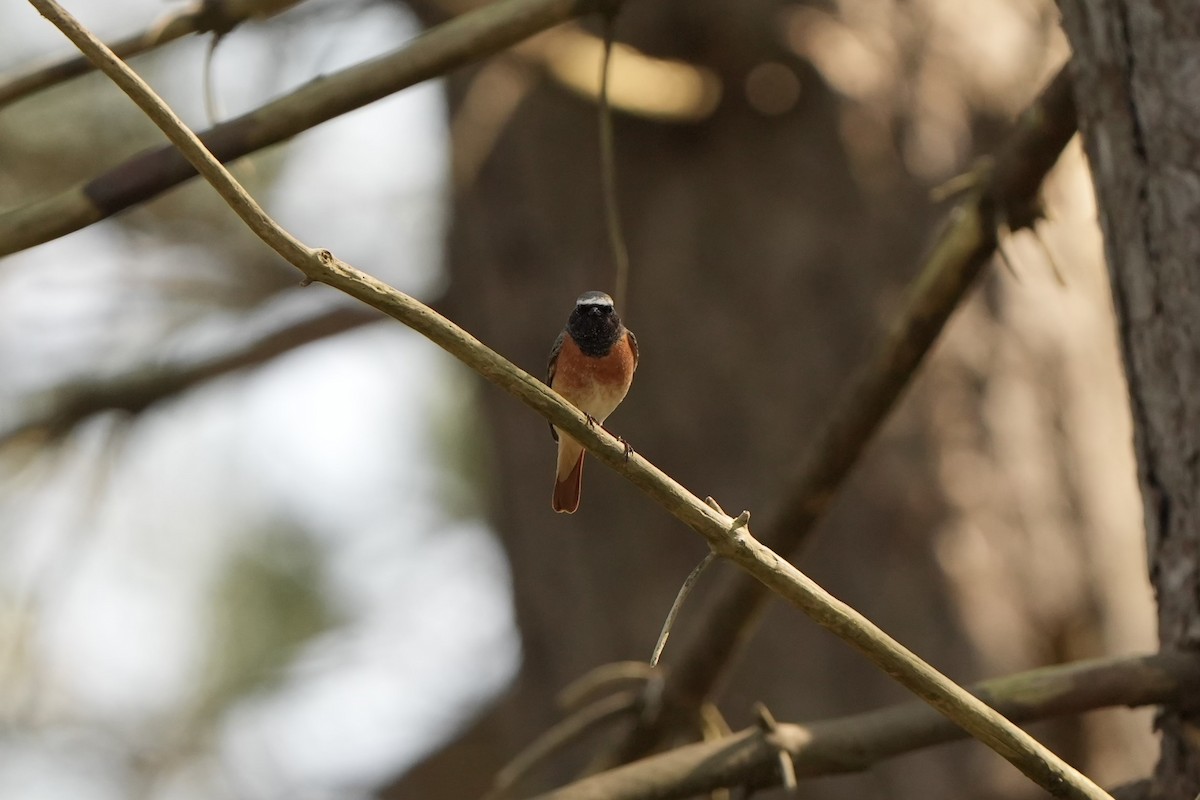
[0,0,304,110]
[0,0,603,258]
[611,62,1080,762]
[537,651,1200,800]
[28,4,1110,797]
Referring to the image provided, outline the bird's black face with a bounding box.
[567,293,622,356]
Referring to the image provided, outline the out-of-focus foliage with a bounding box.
[0,2,518,798]
[200,530,338,726]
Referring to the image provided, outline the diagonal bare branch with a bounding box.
[537,651,1200,800]
[0,0,603,258]
[609,62,1080,763]
[27,3,1110,796]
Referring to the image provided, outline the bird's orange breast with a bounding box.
[552,333,636,420]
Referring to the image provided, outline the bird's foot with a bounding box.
[617,436,633,461]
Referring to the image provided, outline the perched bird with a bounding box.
[546,290,639,513]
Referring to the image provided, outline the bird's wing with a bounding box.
[547,329,565,385]
[626,329,639,371]
[546,329,566,441]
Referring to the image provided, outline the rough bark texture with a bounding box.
[387,2,1154,798]
[1057,1,1200,796]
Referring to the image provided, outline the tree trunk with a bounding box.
[1058,1,1200,796]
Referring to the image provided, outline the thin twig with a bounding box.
[535,651,1200,799]
[429,0,720,121]
[27,7,1107,798]
[597,11,630,314]
[559,662,655,712]
[201,33,225,127]
[650,551,716,668]
[518,22,720,123]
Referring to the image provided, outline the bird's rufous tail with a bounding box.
[552,438,585,513]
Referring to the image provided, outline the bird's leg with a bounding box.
[616,435,633,461]
[590,418,633,460]
[584,414,632,460]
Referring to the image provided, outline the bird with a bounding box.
[546,290,638,513]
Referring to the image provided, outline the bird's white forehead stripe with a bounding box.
[576,293,614,307]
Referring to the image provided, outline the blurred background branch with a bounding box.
[0,0,603,257]
[0,300,379,447]
[0,0,304,110]
[538,651,1200,800]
